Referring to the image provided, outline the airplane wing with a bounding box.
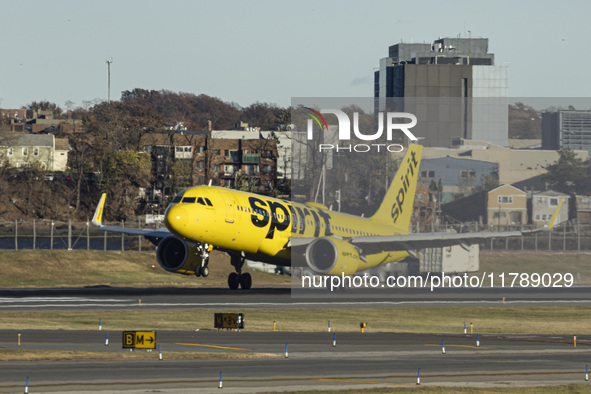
[290,199,564,254]
[92,193,171,240]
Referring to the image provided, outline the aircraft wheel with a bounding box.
[195,267,202,277]
[201,266,209,278]
[228,272,240,290]
[239,273,252,290]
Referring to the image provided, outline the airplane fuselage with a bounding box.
[164,186,409,269]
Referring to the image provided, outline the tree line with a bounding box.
[0,90,293,222]
[0,93,589,223]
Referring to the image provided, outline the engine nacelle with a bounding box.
[156,236,204,275]
[305,237,363,276]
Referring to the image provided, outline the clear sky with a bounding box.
[1,0,589,110]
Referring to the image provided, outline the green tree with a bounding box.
[169,160,193,195]
[102,149,152,219]
[543,149,591,194]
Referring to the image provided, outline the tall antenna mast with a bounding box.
[106,58,113,103]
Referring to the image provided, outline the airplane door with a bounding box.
[218,191,235,223]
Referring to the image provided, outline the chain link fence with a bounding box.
[423,222,591,252]
[0,218,160,252]
[1,219,590,252]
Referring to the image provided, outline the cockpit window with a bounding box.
[197,197,206,205]
[205,198,213,206]
[182,197,196,203]
[172,196,182,203]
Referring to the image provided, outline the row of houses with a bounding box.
[0,108,83,134]
[139,132,280,196]
[0,113,590,227]
[438,185,588,228]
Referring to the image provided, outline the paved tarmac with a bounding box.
[1,330,591,393]
[0,285,590,311]
[1,286,591,393]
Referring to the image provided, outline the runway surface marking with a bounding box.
[0,297,128,303]
[425,344,495,349]
[315,378,420,387]
[174,342,249,350]
[0,371,583,391]
[2,298,591,309]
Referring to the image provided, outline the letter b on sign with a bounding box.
[124,332,134,347]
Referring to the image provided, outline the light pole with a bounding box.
[106,58,113,103]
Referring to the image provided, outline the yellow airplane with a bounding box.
[93,143,561,290]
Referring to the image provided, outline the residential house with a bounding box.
[411,182,438,230]
[487,184,527,227]
[575,195,591,225]
[140,132,278,196]
[0,134,68,171]
[530,190,569,228]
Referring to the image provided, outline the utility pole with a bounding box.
[106,58,113,103]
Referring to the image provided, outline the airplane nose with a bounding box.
[165,205,188,232]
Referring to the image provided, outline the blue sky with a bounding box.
[1,0,589,109]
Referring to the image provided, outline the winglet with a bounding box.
[92,193,107,227]
[545,198,564,229]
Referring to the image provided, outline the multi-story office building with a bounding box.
[374,37,508,147]
[542,110,591,154]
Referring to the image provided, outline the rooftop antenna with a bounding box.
[106,58,113,103]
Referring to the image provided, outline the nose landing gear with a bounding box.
[195,243,211,278]
[228,254,252,290]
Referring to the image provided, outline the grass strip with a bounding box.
[2,306,591,335]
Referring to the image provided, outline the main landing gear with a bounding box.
[195,243,210,278]
[228,254,252,290]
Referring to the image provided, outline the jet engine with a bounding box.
[305,237,363,276]
[156,236,204,275]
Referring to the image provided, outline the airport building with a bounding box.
[374,37,508,147]
[542,110,591,154]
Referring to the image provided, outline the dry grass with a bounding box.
[479,251,591,285]
[0,349,278,361]
[0,250,588,288]
[0,249,290,288]
[2,306,591,335]
[284,386,591,394]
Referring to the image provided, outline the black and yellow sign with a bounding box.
[214,313,244,330]
[122,331,157,349]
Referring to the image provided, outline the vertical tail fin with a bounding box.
[370,144,423,232]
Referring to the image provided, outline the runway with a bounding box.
[1,287,591,392]
[1,330,591,393]
[0,285,590,311]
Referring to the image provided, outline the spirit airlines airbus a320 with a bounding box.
[93,144,560,290]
